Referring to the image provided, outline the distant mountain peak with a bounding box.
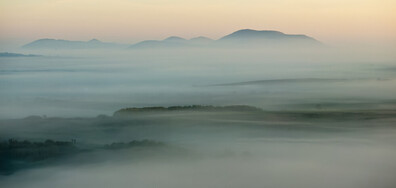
[163,36,186,42]
[220,29,288,40]
[234,29,284,34]
[218,29,321,46]
[190,36,213,41]
[88,39,101,43]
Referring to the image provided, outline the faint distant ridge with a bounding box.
[130,36,187,49]
[0,52,42,57]
[130,36,215,49]
[190,36,214,43]
[22,38,128,50]
[129,29,321,48]
[114,105,262,116]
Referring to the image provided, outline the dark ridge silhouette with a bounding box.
[104,140,165,150]
[0,139,166,175]
[112,105,396,121]
[0,139,77,175]
[114,105,263,116]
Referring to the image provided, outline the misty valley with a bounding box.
[1,31,396,188]
[1,103,396,188]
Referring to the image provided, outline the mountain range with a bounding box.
[22,29,322,50]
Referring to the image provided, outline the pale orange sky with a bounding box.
[0,0,395,46]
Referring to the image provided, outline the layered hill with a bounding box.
[129,36,214,49]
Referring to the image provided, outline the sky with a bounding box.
[0,0,395,47]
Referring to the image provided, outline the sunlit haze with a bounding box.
[1,0,395,47]
[1,1,396,188]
